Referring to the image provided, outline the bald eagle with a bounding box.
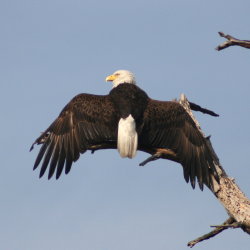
[31,70,219,190]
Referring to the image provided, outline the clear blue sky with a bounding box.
[1,0,250,249]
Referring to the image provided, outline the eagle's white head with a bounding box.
[105,70,136,88]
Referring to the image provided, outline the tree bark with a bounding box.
[178,95,250,247]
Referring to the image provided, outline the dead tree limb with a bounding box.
[216,32,250,51]
[90,94,250,247]
[179,94,250,246]
[189,101,219,117]
[188,217,235,248]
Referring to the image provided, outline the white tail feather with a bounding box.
[117,115,138,158]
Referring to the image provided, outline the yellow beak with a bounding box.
[105,74,117,82]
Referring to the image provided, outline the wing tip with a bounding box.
[39,171,45,179]
[30,143,35,152]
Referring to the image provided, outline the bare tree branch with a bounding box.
[179,95,250,246]
[187,217,235,248]
[189,101,219,117]
[216,32,250,51]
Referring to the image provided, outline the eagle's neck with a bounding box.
[112,78,136,88]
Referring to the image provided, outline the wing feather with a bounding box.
[141,99,218,190]
[33,140,49,170]
[39,139,55,178]
[48,136,60,179]
[55,140,66,179]
[31,94,117,179]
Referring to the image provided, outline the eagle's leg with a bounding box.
[139,153,161,166]
[139,148,178,166]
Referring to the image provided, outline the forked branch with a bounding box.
[188,217,235,248]
[216,32,250,51]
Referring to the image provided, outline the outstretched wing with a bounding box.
[30,94,118,179]
[140,99,219,190]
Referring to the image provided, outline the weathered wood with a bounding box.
[216,32,250,51]
[179,94,250,246]
[214,177,250,233]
